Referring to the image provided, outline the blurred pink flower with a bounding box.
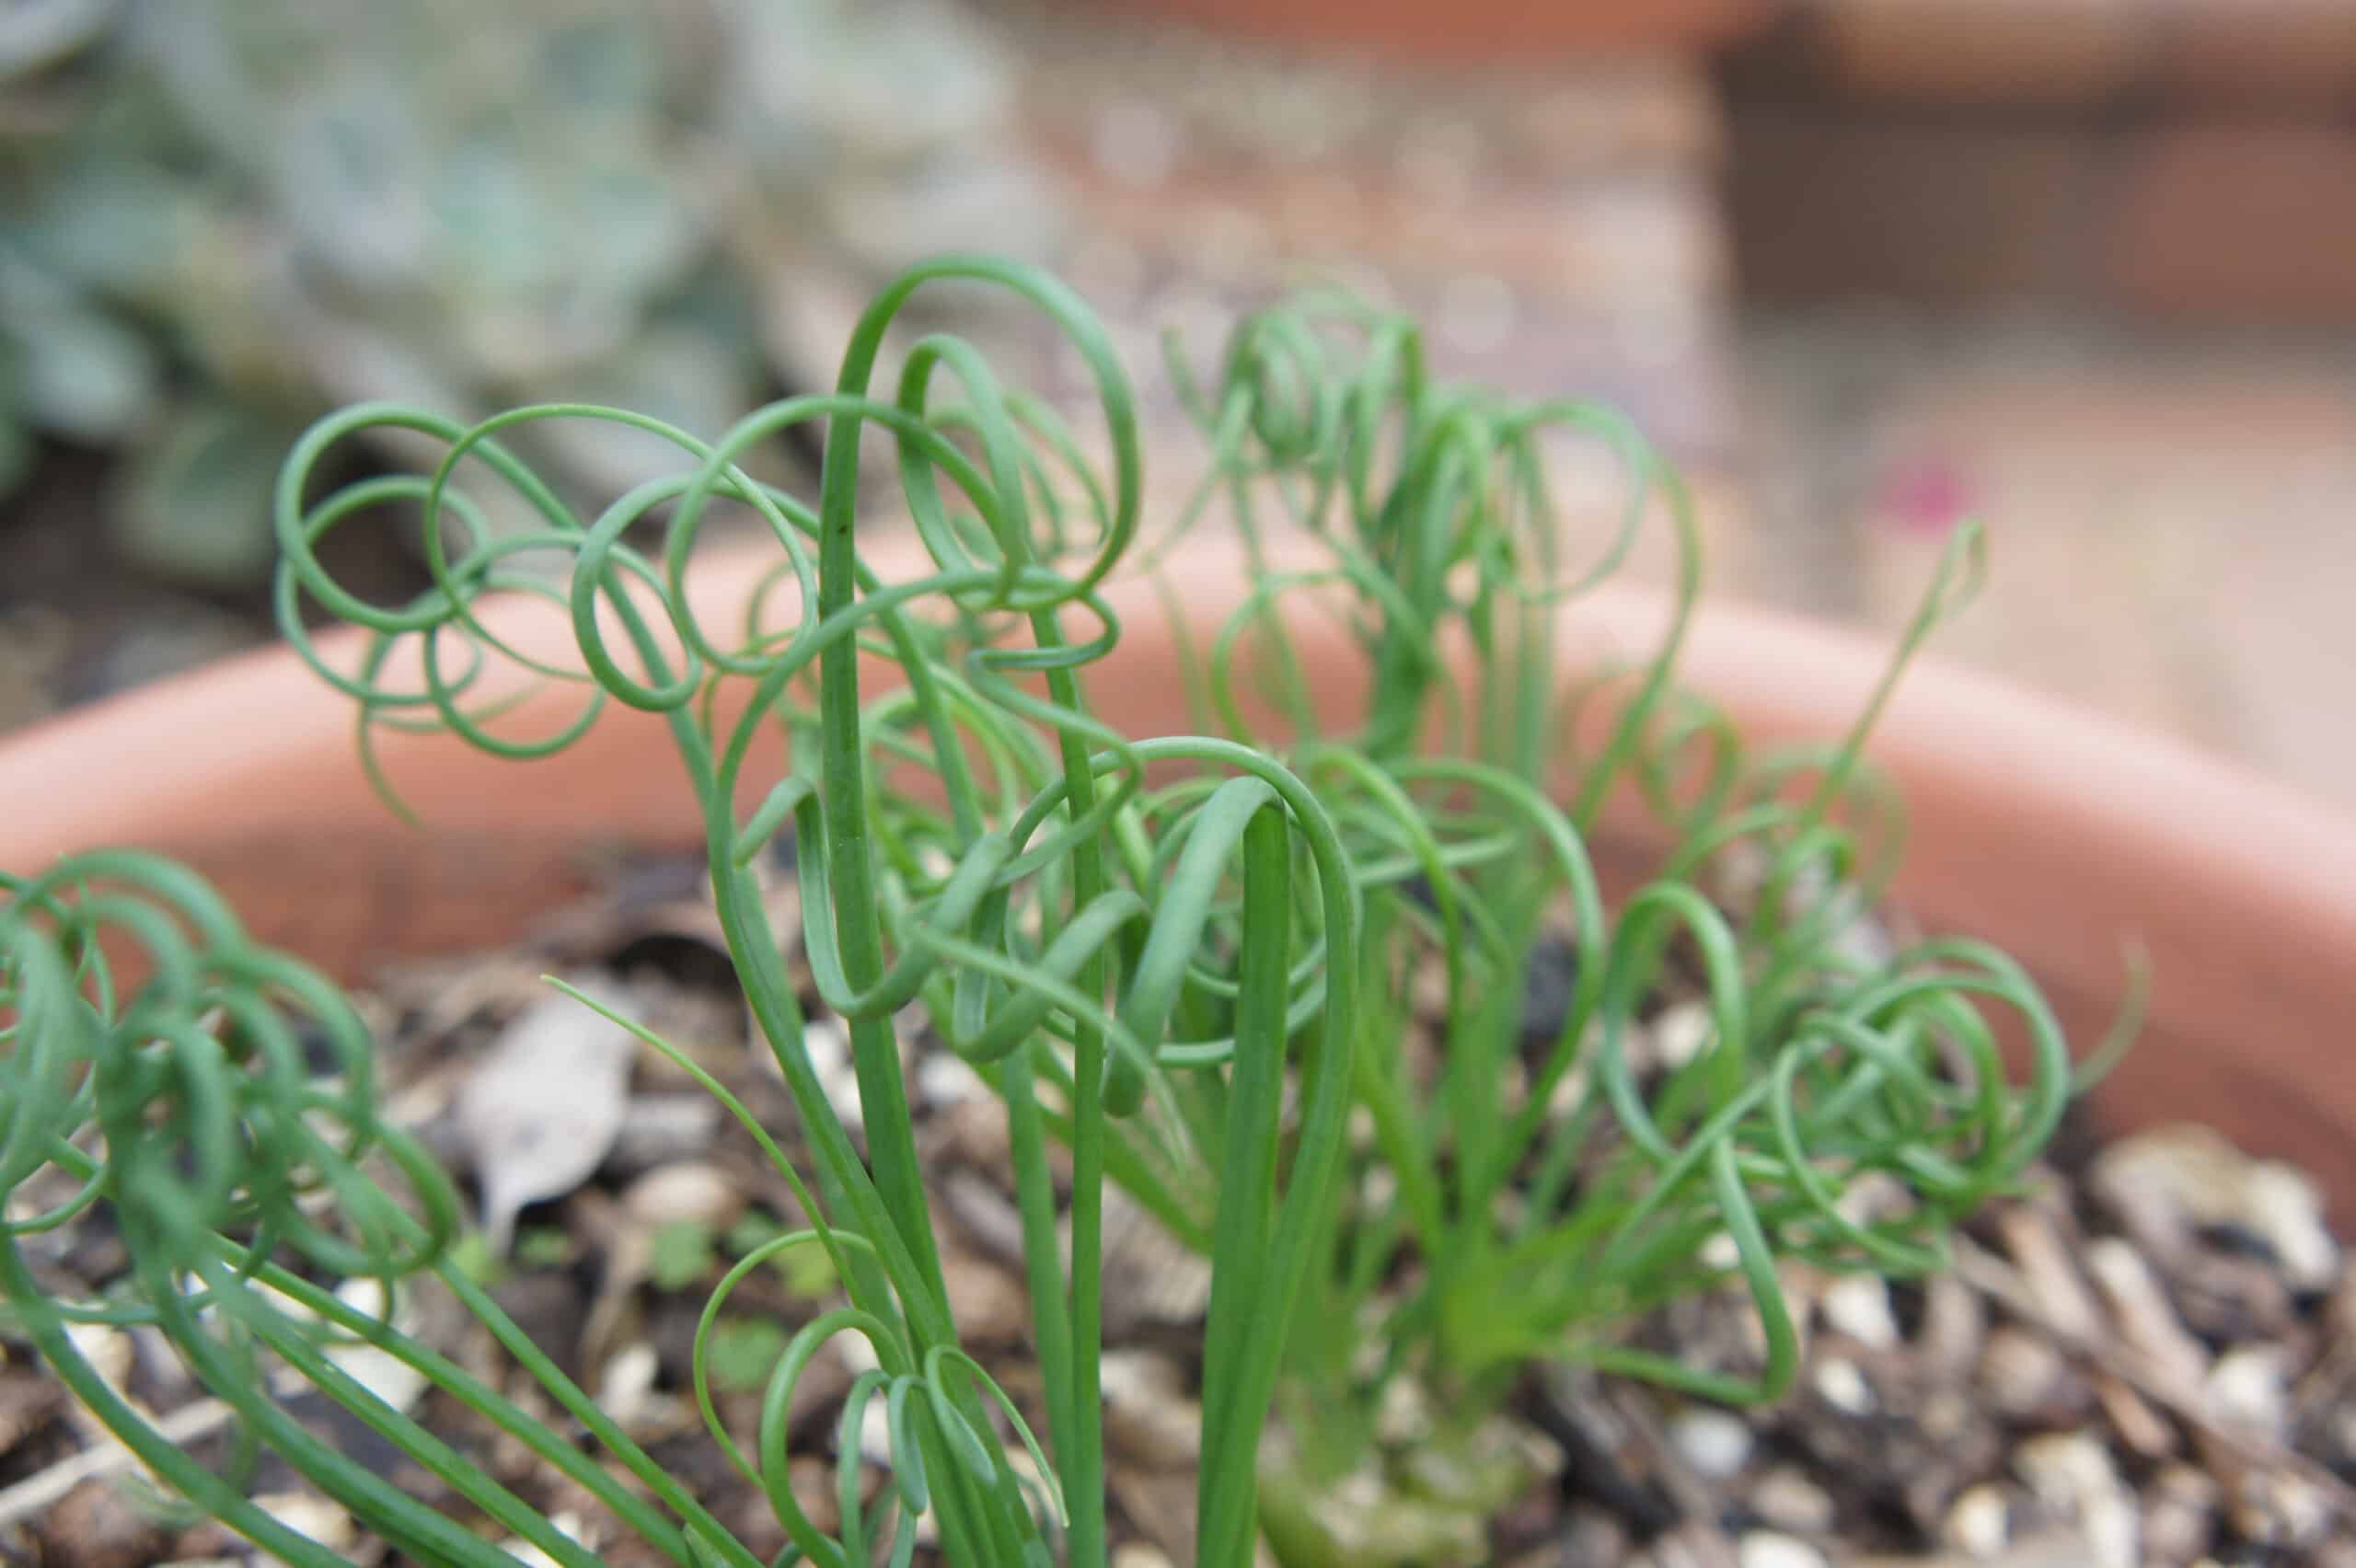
[1876,456,1975,536]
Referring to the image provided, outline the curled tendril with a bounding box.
[1,853,452,1293]
[13,252,2093,1564]
[1149,284,2088,1431]
[1155,285,1709,816]
[0,855,690,1568]
[252,253,1366,1567]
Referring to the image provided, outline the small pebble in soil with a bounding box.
[2243,1163,2339,1293]
[2140,1462,2219,1562]
[2013,1431,2137,1568]
[1918,1388,1972,1442]
[1943,1482,2011,1557]
[1810,1356,1873,1416]
[596,1342,662,1428]
[1112,1546,1176,1568]
[798,1010,863,1127]
[1651,1000,1712,1071]
[2202,1343,2289,1437]
[621,1160,742,1228]
[918,1046,988,1105]
[1819,1273,1899,1351]
[499,1508,596,1568]
[65,1320,132,1387]
[1749,1467,1834,1534]
[1735,1530,1829,1568]
[256,1492,358,1555]
[1102,1349,1201,1467]
[322,1277,431,1415]
[1978,1324,2079,1420]
[859,1397,895,1465]
[1667,1406,1752,1480]
[1375,1370,1433,1447]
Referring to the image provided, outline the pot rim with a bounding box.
[6,535,2349,886]
[6,533,2354,1215]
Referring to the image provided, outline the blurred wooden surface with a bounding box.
[999,4,2356,816]
[991,6,1743,464]
[1710,1,2356,813]
[1736,312,2356,813]
[1722,4,2356,324]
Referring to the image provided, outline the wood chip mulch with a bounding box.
[4,853,2350,1568]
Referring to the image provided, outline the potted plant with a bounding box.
[4,255,2353,1566]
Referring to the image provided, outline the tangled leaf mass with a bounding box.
[2,254,2088,1567]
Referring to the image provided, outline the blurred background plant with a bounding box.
[0,0,1055,587]
[6,0,2354,812]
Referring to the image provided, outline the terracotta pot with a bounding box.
[5,535,2354,1221]
[1093,0,1773,63]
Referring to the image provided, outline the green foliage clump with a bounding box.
[0,253,2099,1566]
[0,0,1041,582]
[1136,290,2092,1524]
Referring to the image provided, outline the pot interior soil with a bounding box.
[5,851,2348,1568]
